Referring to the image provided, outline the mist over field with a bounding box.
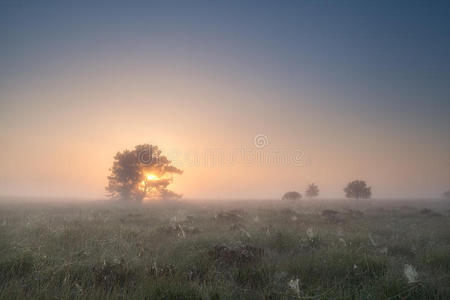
[1,197,450,299]
[1,0,450,299]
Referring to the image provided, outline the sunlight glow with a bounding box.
[146,174,158,181]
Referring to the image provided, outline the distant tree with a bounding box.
[344,180,371,200]
[106,144,183,202]
[443,190,450,201]
[282,191,302,201]
[305,183,319,198]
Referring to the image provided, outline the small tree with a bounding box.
[106,144,183,202]
[443,190,450,201]
[305,183,319,198]
[344,180,371,200]
[282,191,302,201]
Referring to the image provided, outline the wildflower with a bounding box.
[306,227,315,239]
[404,264,419,283]
[288,278,300,296]
[177,224,186,238]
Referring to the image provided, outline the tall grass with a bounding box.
[0,199,449,299]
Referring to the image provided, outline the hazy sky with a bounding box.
[1,1,449,199]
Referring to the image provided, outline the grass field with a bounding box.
[0,198,449,299]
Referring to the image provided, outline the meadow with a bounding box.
[0,198,449,299]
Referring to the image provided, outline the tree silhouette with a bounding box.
[305,183,319,198]
[106,144,182,202]
[443,190,450,201]
[282,191,302,201]
[344,180,371,200]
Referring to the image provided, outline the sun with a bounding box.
[138,174,160,192]
[146,174,158,181]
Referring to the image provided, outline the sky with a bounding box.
[1,0,449,199]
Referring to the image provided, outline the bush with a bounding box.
[282,191,302,201]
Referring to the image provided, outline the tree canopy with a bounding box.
[344,180,371,200]
[106,144,183,202]
[305,183,319,198]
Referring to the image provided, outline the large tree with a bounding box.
[106,144,183,202]
[344,180,371,200]
[305,183,319,198]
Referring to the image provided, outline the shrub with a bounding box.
[282,191,302,201]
